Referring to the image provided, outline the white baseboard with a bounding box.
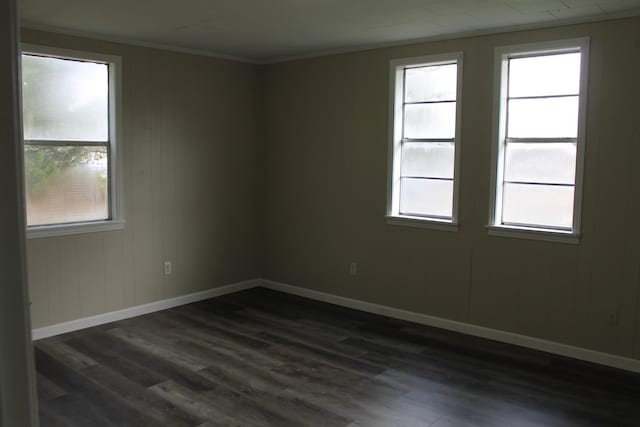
[261,279,640,374]
[32,276,640,374]
[31,279,260,340]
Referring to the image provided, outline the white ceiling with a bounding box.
[18,0,640,63]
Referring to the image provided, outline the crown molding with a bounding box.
[19,21,258,64]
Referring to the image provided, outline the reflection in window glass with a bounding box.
[509,53,580,98]
[405,64,457,102]
[24,146,108,226]
[22,54,108,141]
[404,103,456,139]
[502,183,574,229]
[22,50,113,230]
[401,142,455,179]
[390,55,461,224]
[507,97,578,138]
[494,45,584,233]
[400,178,453,218]
[505,143,576,185]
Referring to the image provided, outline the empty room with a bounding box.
[3,0,640,426]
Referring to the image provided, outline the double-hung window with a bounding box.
[21,45,123,238]
[387,53,463,230]
[489,39,589,242]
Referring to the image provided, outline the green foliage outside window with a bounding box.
[24,145,107,196]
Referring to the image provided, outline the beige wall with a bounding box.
[1,0,38,425]
[261,17,640,359]
[22,29,261,329]
[20,17,640,364]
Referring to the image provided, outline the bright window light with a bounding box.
[490,39,589,239]
[21,45,124,237]
[388,53,463,228]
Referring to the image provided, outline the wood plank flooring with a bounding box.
[35,287,640,426]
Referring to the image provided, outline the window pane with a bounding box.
[405,63,457,102]
[24,145,109,226]
[401,142,454,179]
[404,103,456,139]
[507,97,578,138]
[399,178,453,218]
[509,52,580,98]
[502,183,574,229]
[505,142,576,185]
[22,54,108,141]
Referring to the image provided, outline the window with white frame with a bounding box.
[21,45,123,238]
[387,53,463,228]
[489,39,588,240]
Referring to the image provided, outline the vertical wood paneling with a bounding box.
[26,239,49,328]
[129,48,156,306]
[103,230,125,311]
[632,24,640,360]
[22,29,259,332]
[77,234,106,317]
[18,19,640,366]
[121,50,137,310]
[150,51,166,301]
[172,70,195,297]
[260,18,640,361]
[45,239,63,324]
[157,57,178,299]
[57,237,81,322]
[636,264,640,359]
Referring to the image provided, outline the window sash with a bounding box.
[507,94,578,100]
[492,40,587,236]
[502,220,573,232]
[399,177,454,219]
[24,137,112,226]
[24,140,112,225]
[506,137,576,143]
[24,139,109,146]
[403,100,456,105]
[499,136,578,226]
[387,52,463,229]
[402,138,455,143]
[401,176,453,182]
[21,44,123,238]
[501,138,576,185]
[500,181,575,230]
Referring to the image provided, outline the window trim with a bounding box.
[487,38,589,243]
[386,52,463,231]
[21,44,124,239]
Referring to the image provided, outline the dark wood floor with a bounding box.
[35,287,640,427]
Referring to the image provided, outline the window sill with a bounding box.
[486,225,580,244]
[386,215,459,232]
[27,220,125,239]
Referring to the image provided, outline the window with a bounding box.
[387,53,463,230]
[21,45,123,238]
[489,39,589,243]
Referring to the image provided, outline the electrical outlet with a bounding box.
[607,310,620,327]
[349,262,357,276]
[163,261,172,275]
